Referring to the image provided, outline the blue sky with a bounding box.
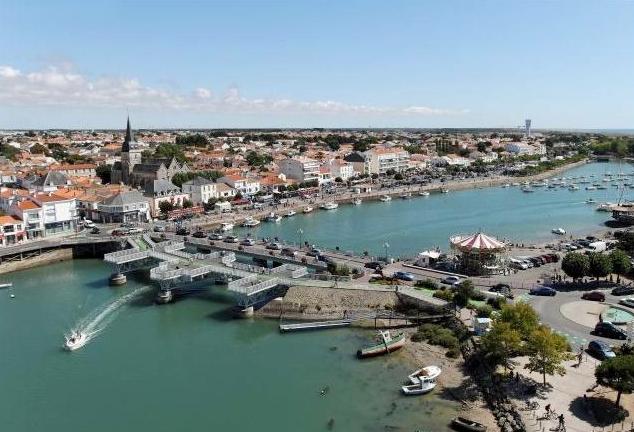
[0,0,632,129]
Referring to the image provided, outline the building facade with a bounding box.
[278,157,320,183]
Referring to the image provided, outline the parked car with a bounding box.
[594,322,627,340]
[307,248,322,257]
[393,271,415,282]
[612,286,634,296]
[266,242,282,250]
[281,248,298,257]
[153,225,166,232]
[90,227,101,234]
[619,297,634,308]
[588,340,616,359]
[208,232,224,240]
[83,219,95,228]
[224,235,239,243]
[240,238,256,246]
[127,227,143,234]
[529,286,556,296]
[364,261,383,270]
[176,228,190,236]
[192,230,206,238]
[581,291,606,302]
[111,229,125,236]
[441,275,461,286]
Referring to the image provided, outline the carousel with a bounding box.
[449,232,506,276]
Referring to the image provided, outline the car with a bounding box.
[489,283,514,299]
[594,322,627,340]
[266,242,282,250]
[176,228,190,236]
[581,291,606,302]
[127,227,143,234]
[393,271,415,282]
[441,275,461,286]
[111,229,125,236]
[83,219,95,228]
[364,261,383,270]
[90,227,101,234]
[192,231,206,238]
[281,248,298,257]
[612,286,634,296]
[224,235,239,243]
[121,222,135,228]
[619,297,634,308]
[307,248,322,257]
[588,340,616,359]
[240,238,256,246]
[529,286,556,296]
[153,225,166,232]
[208,232,224,240]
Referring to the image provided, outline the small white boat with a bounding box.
[440,189,449,194]
[64,331,88,351]
[419,191,430,196]
[585,198,596,204]
[402,365,440,395]
[521,187,534,193]
[511,182,520,186]
[408,365,442,385]
[0,282,13,289]
[265,212,281,222]
[569,184,579,190]
[552,227,566,235]
[352,198,362,205]
[284,210,297,217]
[502,184,510,188]
[400,193,412,199]
[242,217,260,227]
[379,195,392,202]
[219,222,234,231]
[586,186,596,190]
[303,206,314,213]
[597,202,615,212]
[320,202,339,210]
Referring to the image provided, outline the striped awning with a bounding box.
[450,232,506,251]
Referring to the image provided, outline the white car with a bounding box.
[619,297,634,308]
[83,219,95,228]
[441,276,461,286]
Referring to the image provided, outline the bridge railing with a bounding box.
[229,277,280,296]
[104,249,150,264]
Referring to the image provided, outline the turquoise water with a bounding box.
[237,161,633,257]
[0,260,458,432]
[603,306,634,324]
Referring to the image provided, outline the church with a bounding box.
[111,118,190,188]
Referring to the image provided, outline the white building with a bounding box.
[364,147,410,174]
[278,157,320,183]
[182,177,218,205]
[10,199,44,240]
[218,175,260,196]
[0,215,25,247]
[505,142,544,156]
[31,192,78,235]
[98,190,150,223]
[328,159,355,181]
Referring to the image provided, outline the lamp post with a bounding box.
[297,228,304,248]
[383,242,390,263]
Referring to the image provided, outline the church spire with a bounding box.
[122,116,136,152]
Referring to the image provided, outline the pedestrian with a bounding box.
[558,414,565,428]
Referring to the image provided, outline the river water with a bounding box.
[1,160,630,432]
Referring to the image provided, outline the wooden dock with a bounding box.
[279,319,353,332]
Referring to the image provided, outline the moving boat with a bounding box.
[450,417,487,432]
[551,227,566,235]
[242,217,260,227]
[0,282,13,289]
[284,210,297,217]
[585,198,596,204]
[379,195,392,202]
[419,191,430,196]
[219,222,234,231]
[352,198,362,205]
[320,202,339,210]
[357,330,405,358]
[303,206,314,213]
[407,365,442,385]
[64,331,88,351]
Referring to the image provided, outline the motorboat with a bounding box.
[400,193,412,199]
[352,198,362,205]
[0,282,13,289]
[450,417,487,432]
[551,227,566,235]
[242,217,260,227]
[440,188,449,194]
[585,186,596,190]
[502,184,510,188]
[357,330,405,358]
[379,195,392,202]
[219,222,234,231]
[265,212,282,222]
[597,202,616,212]
[585,198,596,204]
[303,206,314,213]
[569,184,579,190]
[597,185,608,190]
[521,187,534,193]
[407,365,442,385]
[419,191,430,196]
[284,210,297,217]
[320,202,339,210]
[511,182,520,186]
[64,331,88,351]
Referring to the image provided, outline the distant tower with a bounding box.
[525,119,532,138]
[120,117,142,185]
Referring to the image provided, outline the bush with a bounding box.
[433,289,453,301]
[487,296,507,309]
[471,290,486,301]
[446,348,460,358]
[415,279,439,290]
[475,304,494,318]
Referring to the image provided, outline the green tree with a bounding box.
[182,199,193,209]
[561,252,590,281]
[610,249,631,282]
[524,325,574,385]
[595,355,634,407]
[153,143,188,163]
[95,164,112,184]
[158,201,174,215]
[453,279,475,308]
[497,302,540,340]
[30,143,49,155]
[481,321,522,372]
[175,133,209,147]
[588,252,613,280]
[245,150,272,167]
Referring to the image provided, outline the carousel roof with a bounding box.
[450,232,506,251]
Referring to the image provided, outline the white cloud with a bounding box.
[0,63,467,117]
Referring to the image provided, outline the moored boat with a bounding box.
[407,365,442,385]
[284,210,297,217]
[303,206,314,213]
[0,282,13,289]
[352,198,362,205]
[450,416,487,432]
[242,217,260,227]
[357,330,405,358]
[419,191,430,196]
[551,227,566,235]
[219,222,234,231]
[440,188,449,194]
[400,193,412,199]
[379,195,392,202]
[320,201,339,210]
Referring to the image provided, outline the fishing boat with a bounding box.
[320,202,339,210]
[242,217,260,227]
[450,417,487,432]
[64,331,88,351]
[440,188,449,194]
[265,212,282,222]
[352,198,362,205]
[0,282,13,289]
[303,206,314,213]
[551,227,566,235]
[407,365,442,385]
[284,210,297,217]
[419,191,430,196]
[219,222,234,231]
[379,195,392,202]
[400,193,412,199]
[356,330,405,358]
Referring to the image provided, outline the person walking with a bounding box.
[558,413,565,429]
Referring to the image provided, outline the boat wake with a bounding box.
[65,285,151,350]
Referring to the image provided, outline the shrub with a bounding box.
[487,296,507,309]
[415,279,439,290]
[471,290,486,301]
[475,304,494,318]
[446,348,460,358]
[433,289,453,301]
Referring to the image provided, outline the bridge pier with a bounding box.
[235,306,254,318]
[109,272,127,286]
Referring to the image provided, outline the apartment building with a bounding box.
[0,215,25,247]
[31,192,79,235]
[364,147,410,174]
[182,177,218,205]
[278,157,320,183]
[218,175,260,195]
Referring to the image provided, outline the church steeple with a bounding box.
[122,116,135,152]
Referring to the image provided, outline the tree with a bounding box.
[588,252,613,280]
[481,321,522,372]
[245,150,272,167]
[610,249,631,282]
[182,199,193,209]
[524,325,574,385]
[453,279,475,308]
[561,252,590,281]
[30,143,49,155]
[595,355,634,407]
[158,201,174,215]
[95,164,112,184]
[497,302,540,340]
[153,143,188,163]
[175,133,209,147]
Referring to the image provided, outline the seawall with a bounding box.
[0,248,74,275]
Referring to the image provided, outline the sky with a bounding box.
[0,0,632,129]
